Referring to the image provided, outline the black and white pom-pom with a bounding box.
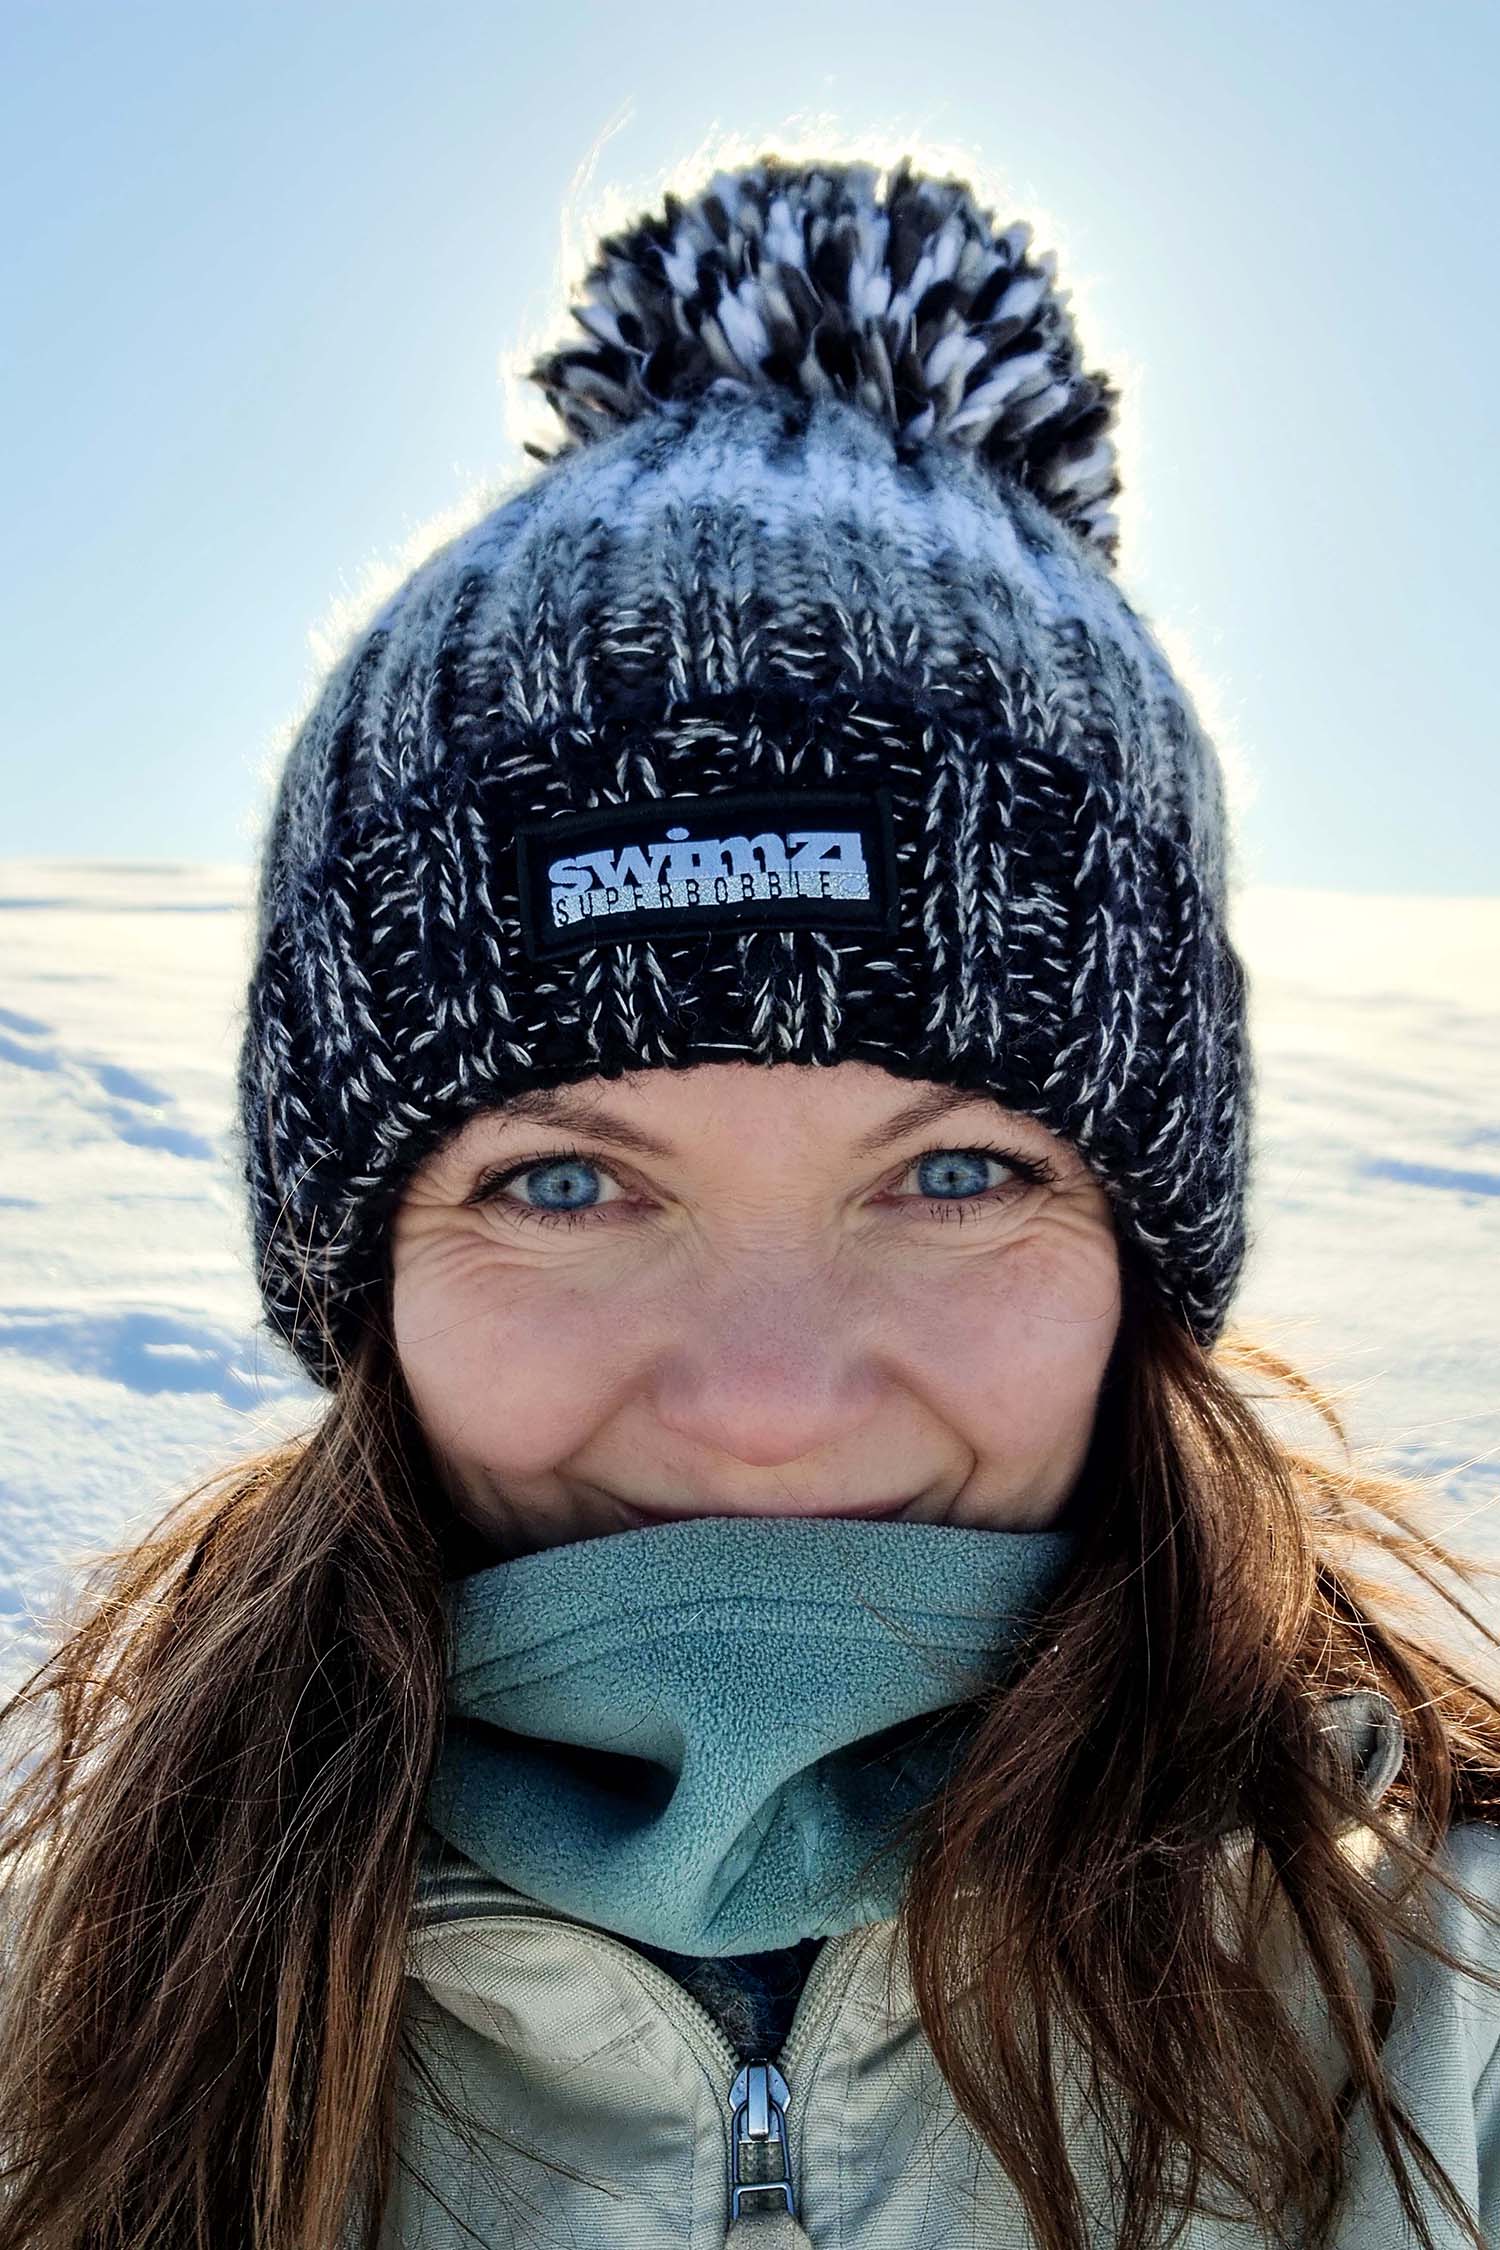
[522,154,1123,565]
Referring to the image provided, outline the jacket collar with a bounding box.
[1315,1687,1405,1808]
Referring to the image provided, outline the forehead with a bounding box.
[424,1062,1078,1170]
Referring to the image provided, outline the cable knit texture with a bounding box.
[231,155,1254,1388]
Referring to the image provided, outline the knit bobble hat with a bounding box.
[232,153,1254,1393]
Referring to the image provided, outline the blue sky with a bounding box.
[3,0,1496,892]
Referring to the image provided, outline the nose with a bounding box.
[646,1261,883,1472]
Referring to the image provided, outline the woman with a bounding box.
[3,151,1500,2250]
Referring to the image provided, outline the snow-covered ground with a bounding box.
[1,860,1496,1690]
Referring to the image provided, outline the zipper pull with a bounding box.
[727,2058,796,2221]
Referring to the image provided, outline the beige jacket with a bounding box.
[383,1693,1500,2247]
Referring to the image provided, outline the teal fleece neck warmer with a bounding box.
[424,1513,1081,1957]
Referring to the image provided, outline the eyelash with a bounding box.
[466,1140,1057,1231]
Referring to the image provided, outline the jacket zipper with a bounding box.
[727,2058,797,2225]
[412,1879,871,2237]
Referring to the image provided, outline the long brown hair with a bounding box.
[2,1241,1499,2250]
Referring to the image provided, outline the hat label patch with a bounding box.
[514,788,899,960]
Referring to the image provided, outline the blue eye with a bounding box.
[897,1144,1052,1220]
[913,1149,998,1200]
[509,1156,608,1213]
[467,1137,1055,1233]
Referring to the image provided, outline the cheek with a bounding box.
[391,1246,627,1479]
[878,1228,1120,1437]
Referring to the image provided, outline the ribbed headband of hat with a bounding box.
[232,153,1254,1392]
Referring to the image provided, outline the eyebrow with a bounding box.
[475,1081,1033,1163]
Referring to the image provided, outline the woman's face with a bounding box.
[389,1062,1122,1558]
